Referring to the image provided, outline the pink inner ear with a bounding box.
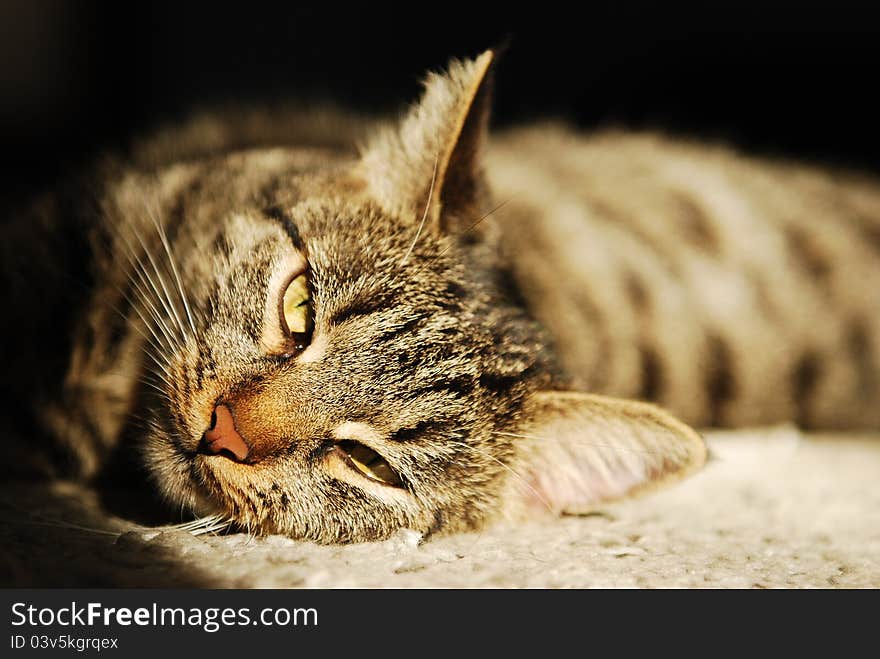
[527,462,647,514]
[514,392,707,516]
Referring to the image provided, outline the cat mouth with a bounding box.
[333,440,403,488]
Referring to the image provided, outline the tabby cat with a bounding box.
[2,51,878,543]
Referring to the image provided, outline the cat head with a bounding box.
[142,51,706,542]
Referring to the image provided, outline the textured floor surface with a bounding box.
[1,426,878,588]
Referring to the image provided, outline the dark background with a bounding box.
[2,1,879,211]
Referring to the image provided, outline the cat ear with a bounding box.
[512,392,707,514]
[361,50,495,235]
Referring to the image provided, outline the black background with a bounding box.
[2,1,879,212]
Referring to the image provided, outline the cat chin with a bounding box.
[186,492,224,519]
[142,429,218,519]
[153,466,220,521]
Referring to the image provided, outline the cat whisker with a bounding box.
[110,278,178,360]
[435,196,515,260]
[3,494,232,541]
[148,207,198,338]
[397,195,514,287]
[193,520,234,536]
[400,155,439,266]
[103,291,179,399]
[138,377,173,402]
[123,315,176,382]
[128,218,189,344]
[141,361,175,387]
[141,349,175,385]
[165,513,234,536]
[107,290,162,350]
[0,499,129,537]
[117,229,185,351]
[126,268,180,352]
[132,315,171,361]
[14,519,124,537]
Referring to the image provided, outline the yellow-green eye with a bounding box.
[281,273,312,336]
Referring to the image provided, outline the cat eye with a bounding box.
[280,272,313,341]
[334,440,403,487]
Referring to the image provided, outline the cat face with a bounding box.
[141,51,707,542]
[145,190,550,541]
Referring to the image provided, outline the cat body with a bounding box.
[491,127,880,429]
[2,51,878,542]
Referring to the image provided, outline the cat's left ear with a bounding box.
[361,50,495,235]
[510,392,708,515]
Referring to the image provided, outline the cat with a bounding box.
[2,50,878,543]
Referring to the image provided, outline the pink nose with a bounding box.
[202,405,250,462]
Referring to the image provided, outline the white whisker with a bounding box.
[111,278,176,357]
[165,514,234,536]
[400,155,439,266]
[150,211,198,338]
[130,219,188,342]
[118,230,184,349]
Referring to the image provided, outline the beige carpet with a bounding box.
[1,426,878,588]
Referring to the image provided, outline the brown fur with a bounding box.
[2,50,877,542]
[491,125,880,428]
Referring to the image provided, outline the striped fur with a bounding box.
[2,50,876,542]
[491,126,880,429]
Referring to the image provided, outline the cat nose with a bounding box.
[201,405,251,462]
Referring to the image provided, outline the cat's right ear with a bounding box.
[509,392,707,515]
[361,50,495,236]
